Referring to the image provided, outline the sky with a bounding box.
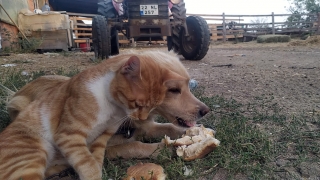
[184,0,292,23]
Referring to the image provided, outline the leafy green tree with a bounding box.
[288,0,320,13]
[287,0,320,27]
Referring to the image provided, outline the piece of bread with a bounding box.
[124,162,166,180]
[176,137,220,161]
[162,125,220,161]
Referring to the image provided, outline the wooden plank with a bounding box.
[73,23,92,27]
[187,13,317,17]
[31,30,69,50]
[211,34,242,40]
[187,13,223,16]
[74,17,92,21]
[73,28,92,31]
[200,18,244,21]
[67,12,99,17]
[74,39,92,43]
[236,21,315,26]
[75,33,92,36]
[135,40,167,44]
[119,40,130,44]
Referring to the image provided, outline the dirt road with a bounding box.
[1,41,320,179]
[1,41,319,113]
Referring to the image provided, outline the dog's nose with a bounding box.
[199,105,210,117]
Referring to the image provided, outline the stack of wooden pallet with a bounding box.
[209,24,244,41]
[68,13,132,48]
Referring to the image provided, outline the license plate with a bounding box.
[140,5,158,15]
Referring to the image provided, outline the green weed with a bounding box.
[0,70,319,179]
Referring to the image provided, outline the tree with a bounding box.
[288,0,320,14]
[250,18,270,29]
[287,0,320,27]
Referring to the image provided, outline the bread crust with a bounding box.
[163,125,220,161]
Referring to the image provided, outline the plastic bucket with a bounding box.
[79,43,89,52]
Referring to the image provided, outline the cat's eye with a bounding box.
[168,88,181,94]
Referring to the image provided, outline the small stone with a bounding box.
[276,159,289,167]
[299,162,320,178]
[189,79,198,90]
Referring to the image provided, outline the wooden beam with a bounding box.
[67,12,98,17]
[73,23,92,27]
[73,28,92,31]
[74,39,92,43]
[211,34,242,40]
[73,17,93,21]
[119,40,130,44]
[75,33,92,36]
[222,13,226,42]
[200,18,244,21]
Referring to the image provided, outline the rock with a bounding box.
[283,167,302,179]
[298,162,320,178]
[276,158,289,167]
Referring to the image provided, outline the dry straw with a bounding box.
[288,35,320,46]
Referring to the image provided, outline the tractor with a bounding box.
[93,0,210,60]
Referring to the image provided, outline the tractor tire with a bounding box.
[110,27,119,56]
[97,0,119,56]
[167,36,172,51]
[168,2,186,53]
[180,16,210,60]
[92,15,110,59]
[97,0,117,19]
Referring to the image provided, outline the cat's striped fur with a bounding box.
[0,51,210,180]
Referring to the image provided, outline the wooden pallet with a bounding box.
[70,16,92,47]
[70,15,131,47]
[209,24,244,41]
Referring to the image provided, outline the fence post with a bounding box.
[317,12,320,34]
[222,12,226,42]
[272,12,275,35]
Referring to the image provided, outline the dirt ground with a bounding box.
[1,40,320,179]
[1,41,319,114]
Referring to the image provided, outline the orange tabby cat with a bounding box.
[1,51,209,180]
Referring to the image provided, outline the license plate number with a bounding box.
[140,5,158,15]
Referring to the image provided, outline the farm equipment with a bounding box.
[92,0,210,60]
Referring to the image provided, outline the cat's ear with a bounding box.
[121,56,144,98]
[120,56,141,80]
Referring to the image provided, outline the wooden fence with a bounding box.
[192,12,320,42]
[67,12,320,48]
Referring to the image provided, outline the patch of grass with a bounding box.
[0,100,10,132]
[0,27,43,53]
[17,37,43,53]
[102,88,275,179]
[11,60,33,64]
[1,70,319,179]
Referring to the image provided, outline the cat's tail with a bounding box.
[0,84,30,121]
[7,95,31,121]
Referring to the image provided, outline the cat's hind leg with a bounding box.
[0,125,50,180]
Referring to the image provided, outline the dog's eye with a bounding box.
[168,88,181,94]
